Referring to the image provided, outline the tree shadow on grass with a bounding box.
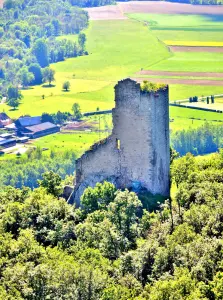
[21,87,34,90]
[42,84,56,88]
[9,108,19,111]
[206,14,223,23]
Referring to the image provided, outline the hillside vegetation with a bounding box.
[1,19,171,117]
[0,0,89,96]
[0,152,222,298]
[1,12,223,123]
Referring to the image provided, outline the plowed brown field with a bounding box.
[137,70,223,78]
[170,46,223,53]
[86,1,223,20]
[133,77,223,86]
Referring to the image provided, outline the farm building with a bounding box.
[4,123,17,132]
[20,122,60,139]
[15,116,60,139]
[0,113,12,128]
[15,116,41,129]
[17,137,29,143]
[0,133,13,139]
[0,137,16,149]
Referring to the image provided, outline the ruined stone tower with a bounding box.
[71,78,170,205]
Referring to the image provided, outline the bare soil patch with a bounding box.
[86,1,223,20]
[63,120,97,131]
[0,0,3,8]
[170,46,223,53]
[119,1,223,15]
[133,77,223,86]
[85,5,127,20]
[138,70,223,78]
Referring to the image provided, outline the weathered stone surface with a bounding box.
[69,78,170,205]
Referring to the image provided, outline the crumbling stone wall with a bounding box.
[71,78,170,206]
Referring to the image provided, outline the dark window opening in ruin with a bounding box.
[116,139,121,150]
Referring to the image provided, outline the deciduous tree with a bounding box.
[72,102,82,120]
[63,81,70,91]
[42,67,55,86]
[38,171,62,198]
[32,39,49,68]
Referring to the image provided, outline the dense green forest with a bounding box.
[0,0,88,96]
[0,148,76,189]
[0,151,222,299]
[0,121,222,191]
[172,122,223,156]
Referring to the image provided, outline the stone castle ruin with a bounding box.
[69,78,170,205]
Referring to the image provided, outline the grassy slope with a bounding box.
[128,12,223,105]
[0,13,222,147]
[170,85,223,100]
[128,13,223,27]
[128,14,223,73]
[54,20,170,80]
[31,131,106,154]
[1,19,170,118]
[154,30,223,42]
[150,52,223,73]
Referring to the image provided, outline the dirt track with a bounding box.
[138,70,223,78]
[86,1,223,20]
[170,46,223,53]
[133,77,223,86]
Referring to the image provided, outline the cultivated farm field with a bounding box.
[129,11,223,109]
[1,1,223,150]
[2,14,223,118]
[1,19,171,118]
[130,13,223,74]
[86,1,223,20]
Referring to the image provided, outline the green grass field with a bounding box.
[1,19,171,118]
[154,30,223,43]
[170,105,223,131]
[128,13,223,28]
[1,13,223,156]
[31,131,107,155]
[1,16,223,120]
[129,13,223,43]
[150,52,223,73]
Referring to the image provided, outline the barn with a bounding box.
[0,113,12,128]
[15,116,41,129]
[21,122,60,139]
[0,137,16,149]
